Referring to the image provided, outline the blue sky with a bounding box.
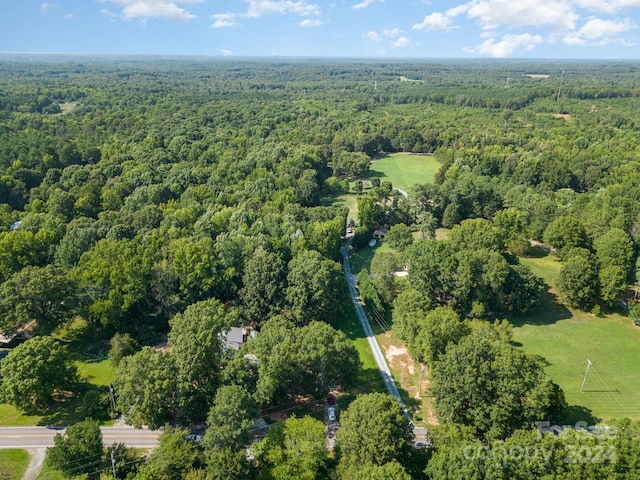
[2,1,640,58]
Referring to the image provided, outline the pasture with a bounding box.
[513,254,640,423]
[370,153,440,192]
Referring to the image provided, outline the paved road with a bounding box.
[0,426,160,449]
[342,238,408,417]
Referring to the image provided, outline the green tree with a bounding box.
[206,447,254,480]
[557,250,599,310]
[543,216,590,255]
[0,264,76,336]
[138,426,202,480]
[452,248,511,315]
[356,195,384,232]
[405,239,457,302]
[240,247,286,322]
[255,415,327,480]
[170,236,221,303]
[448,218,504,252]
[74,238,151,330]
[594,227,634,273]
[503,263,545,315]
[336,393,414,468]
[339,460,412,480]
[285,249,346,325]
[599,264,627,307]
[108,332,141,367]
[333,151,370,178]
[0,336,78,412]
[113,347,178,429]
[391,288,434,344]
[357,269,384,313]
[169,298,239,422]
[413,306,470,363]
[296,321,360,395]
[202,385,259,450]
[431,332,565,440]
[384,223,414,251]
[47,419,104,478]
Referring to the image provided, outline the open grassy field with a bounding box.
[0,319,115,426]
[512,253,640,423]
[0,449,30,479]
[370,153,440,192]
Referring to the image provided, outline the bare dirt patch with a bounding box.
[553,113,572,120]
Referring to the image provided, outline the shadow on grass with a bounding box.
[36,383,111,427]
[557,404,600,426]
[522,245,551,258]
[509,288,573,327]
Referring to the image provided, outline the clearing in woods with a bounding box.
[370,153,440,192]
[512,253,640,423]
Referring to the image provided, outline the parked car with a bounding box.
[328,407,336,422]
[326,393,336,406]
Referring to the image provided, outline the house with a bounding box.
[373,227,388,239]
[0,321,36,348]
[221,327,257,351]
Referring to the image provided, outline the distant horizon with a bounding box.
[2,52,640,64]
[2,2,640,60]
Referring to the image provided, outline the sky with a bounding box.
[1,1,640,58]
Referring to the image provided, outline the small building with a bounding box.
[221,327,257,351]
[0,321,36,348]
[373,227,388,239]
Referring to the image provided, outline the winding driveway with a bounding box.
[341,238,409,418]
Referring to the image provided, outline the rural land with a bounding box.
[0,57,640,479]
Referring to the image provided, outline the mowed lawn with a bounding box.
[513,254,640,422]
[370,153,440,192]
[0,449,30,479]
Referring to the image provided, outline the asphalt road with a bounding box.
[0,426,160,449]
[341,238,408,417]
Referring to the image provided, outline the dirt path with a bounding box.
[22,448,46,480]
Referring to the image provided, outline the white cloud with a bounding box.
[383,28,402,38]
[575,0,640,15]
[99,1,200,22]
[366,31,382,42]
[221,49,234,55]
[466,0,578,32]
[41,2,57,13]
[564,17,635,45]
[466,33,543,57]
[212,13,239,28]
[100,8,119,20]
[64,13,73,19]
[393,36,412,47]
[353,0,383,9]
[245,0,320,18]
[299,18,323,26]
[413,12,453,31]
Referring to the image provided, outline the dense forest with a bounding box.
[0,56,639,479]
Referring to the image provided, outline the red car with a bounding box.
[327,393,336,406]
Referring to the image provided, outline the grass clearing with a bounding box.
[370,153,440,192]
[36,461,66,480]
[335,302,387,395]
[511,253,640,423]
[321,193,358,221]
[0,449,30,479]
[0,319,116,426]
[348,241,396,276]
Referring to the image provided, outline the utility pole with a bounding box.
[580,359,592,393]
[418,363,425,397]
[111,448,117,479]
[109,384,116,417]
